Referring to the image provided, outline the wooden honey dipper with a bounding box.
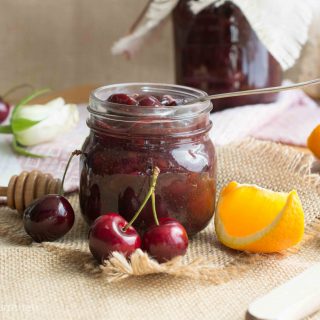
[0,170,61,214]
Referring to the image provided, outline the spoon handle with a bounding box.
[247,263,320,320]
[199,78,320,102]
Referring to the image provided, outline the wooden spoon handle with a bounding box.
[247,263,320,320]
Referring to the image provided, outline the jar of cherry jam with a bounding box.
[79,83,217,236]
[173,1,282,111]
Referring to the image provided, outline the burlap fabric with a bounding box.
[1,139,320,320]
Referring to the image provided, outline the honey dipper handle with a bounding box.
[0,186,7,197]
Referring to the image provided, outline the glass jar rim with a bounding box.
[89,82,212,120]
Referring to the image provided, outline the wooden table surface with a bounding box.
[33,84,311,155]
[32,84,99,105]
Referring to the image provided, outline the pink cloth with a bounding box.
[210,89,320,146]
[0,88,319,194]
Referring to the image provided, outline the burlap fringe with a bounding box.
[37,241,266,284]
[83,249,264,284]
[82,236,318,283]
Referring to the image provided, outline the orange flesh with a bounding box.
[218,185,287,237]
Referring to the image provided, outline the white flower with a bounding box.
[13,97,79,146]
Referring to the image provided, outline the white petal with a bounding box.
[14,97,66,121]
[15,103,79,146]
[189,0,224,14]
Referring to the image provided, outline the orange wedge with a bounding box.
[307,124,320,158]
[215,181,305,253]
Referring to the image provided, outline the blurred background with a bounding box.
[0,0,174,93]
[1,0,319,102]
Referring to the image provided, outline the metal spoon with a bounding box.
[184,78,320,104]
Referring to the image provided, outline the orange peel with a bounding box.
[215,181,305,253]
[307,124,320,158]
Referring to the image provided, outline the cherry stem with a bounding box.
[123,166,160,232]
[151,191,159,226]
[2,84,34,100]
[59,150,83,195]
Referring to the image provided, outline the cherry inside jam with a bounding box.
[107,93,179,107]
[80,86,217,236]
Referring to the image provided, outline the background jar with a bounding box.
[173,1,283,111]
[79,83,217,235]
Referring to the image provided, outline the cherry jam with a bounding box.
[173,1,282,111]
[79,83,217,235]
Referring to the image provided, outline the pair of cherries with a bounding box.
[88,167,189,263]
[89,214,188,263]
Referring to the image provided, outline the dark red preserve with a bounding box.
[79,83,217,235]
[173,1,282,111]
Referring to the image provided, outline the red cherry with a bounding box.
[142,218,188,263]
[0,97,10,123]
[137,95,161,107]
[23,195,75,242]
[161,95,178,106]
[107,93,137,106]
[89,213,141,263]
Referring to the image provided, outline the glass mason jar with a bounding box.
[79,83,217,236]
[173,1,283,111]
